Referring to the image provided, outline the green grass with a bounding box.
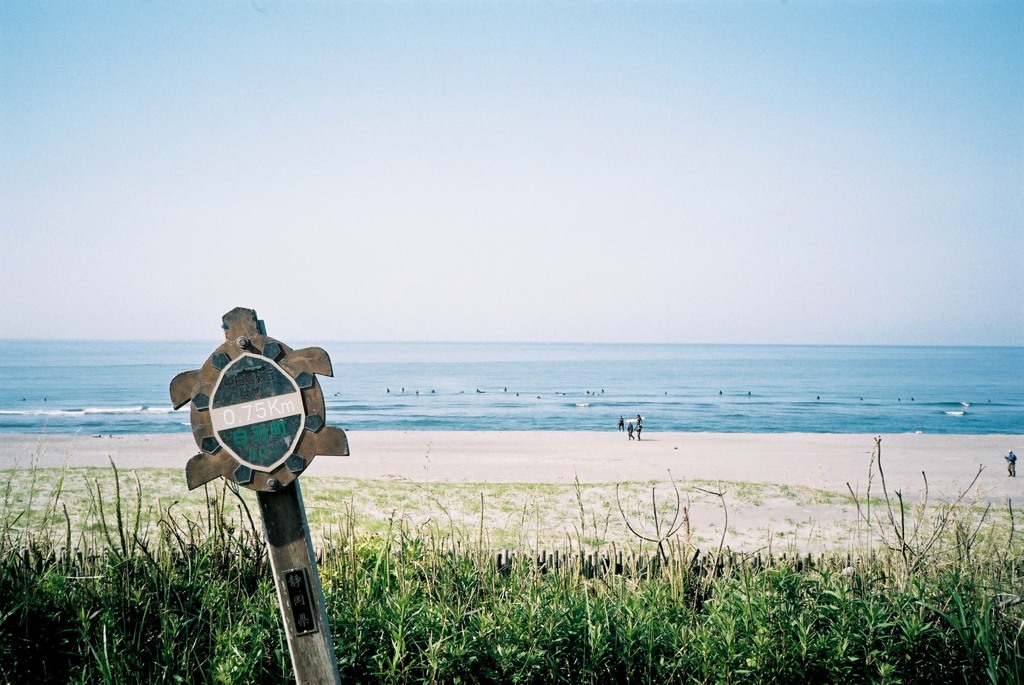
[1,455,1022,684]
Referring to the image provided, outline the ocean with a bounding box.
[0,341,1020,435]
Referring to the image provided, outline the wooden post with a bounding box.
[258,482,341,685]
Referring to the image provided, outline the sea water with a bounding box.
[0,341,1020,435]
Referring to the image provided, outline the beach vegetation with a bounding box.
[1,448,1022,684]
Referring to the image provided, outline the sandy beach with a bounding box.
[3,430,1020,501]
[2,430,1021,552]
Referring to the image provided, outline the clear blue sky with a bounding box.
[2,2,1021,345]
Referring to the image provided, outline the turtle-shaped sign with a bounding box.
[170,307,349,492]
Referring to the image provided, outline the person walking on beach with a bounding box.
[618,416,625,431]
[627,421,634,440]
[635,418,642,441]
[1007,450,1017,477]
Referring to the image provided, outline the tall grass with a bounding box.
[0,461,291,684]
[1,456,1022,684]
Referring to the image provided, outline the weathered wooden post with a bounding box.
[170,307,348,684]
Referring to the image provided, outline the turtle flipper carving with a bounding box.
[298,425,350,459]
[170,369,202,410]
[185,452,235,490]
[170,308,348,493]
[280,347,333,378]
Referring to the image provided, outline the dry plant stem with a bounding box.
[62,503,72,554]
[479,492,485,560]
[958,503,991,564]
[694,486,728,564]
[845,482,866,550]
[897,489,908,570]
[1008,499,1016,553]
[910,464,985,575]
[873,435,989,579]
[652,487,661,544]
[665,470,683,537]
[615,471,686,564]
[874,437,906,561]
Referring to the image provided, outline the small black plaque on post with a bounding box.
[284,567,318,636]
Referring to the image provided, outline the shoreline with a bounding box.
[1,430,1019,498]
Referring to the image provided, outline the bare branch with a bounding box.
[695,486,728,564]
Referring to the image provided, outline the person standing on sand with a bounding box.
[627,422,634,440]
[618,416,624,431]
[635,421,642,441]
[1007,450,1017,477]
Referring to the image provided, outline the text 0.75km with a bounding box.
[210,391,304,432]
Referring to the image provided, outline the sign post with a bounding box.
[171,307,348,684]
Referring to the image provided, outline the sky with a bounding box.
[1,2,1021,345]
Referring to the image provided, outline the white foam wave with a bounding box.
[945,410,965,417]
[0,406,181,416]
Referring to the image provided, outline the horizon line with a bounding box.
[1,338,1022,349]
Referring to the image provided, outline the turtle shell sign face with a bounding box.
[209,353,305,471]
